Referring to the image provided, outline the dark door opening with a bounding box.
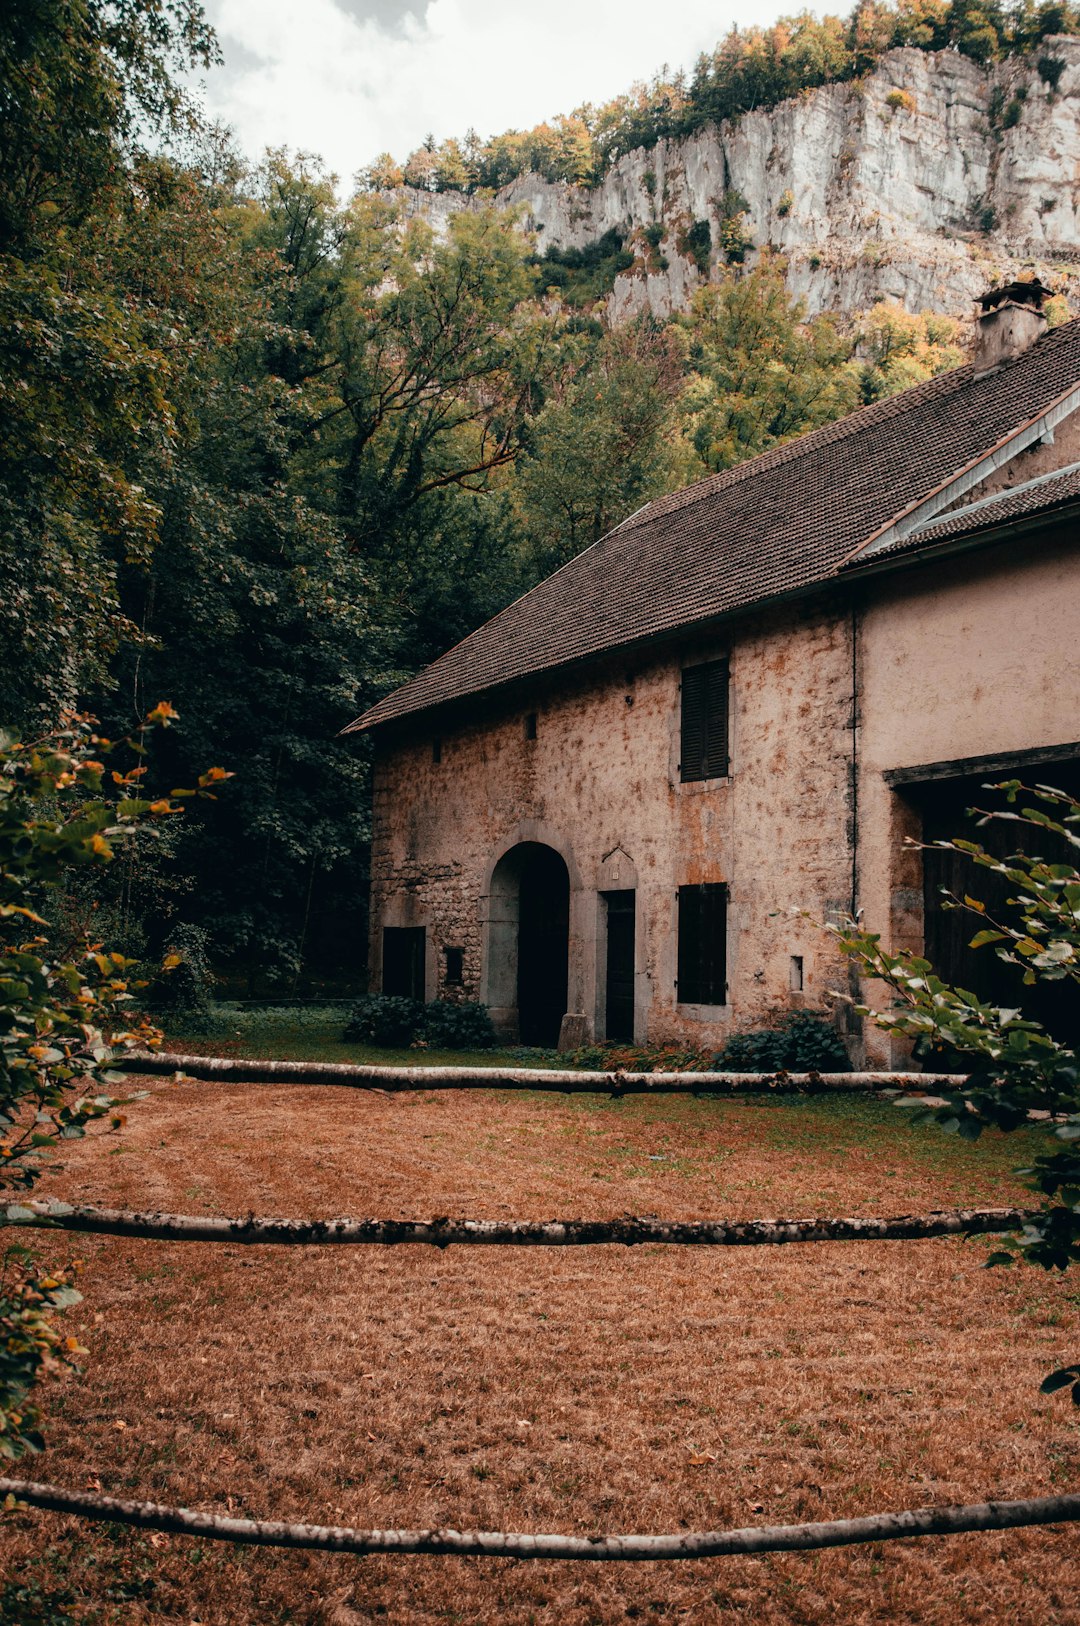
[914,762,1080,1048]
[516,844,570,1047]
[603,890,636,1042]
[382,926,426,1002]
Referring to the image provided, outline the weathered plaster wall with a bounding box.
[856,529,1080,1063]
[369,595,856,1047]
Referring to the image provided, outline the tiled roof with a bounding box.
[850,459,1080,563]
[346,317,1080,733]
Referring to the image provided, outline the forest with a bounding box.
[2,0,999,997]
[364,0,1080,194]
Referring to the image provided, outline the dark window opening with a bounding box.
[680,658,729,782]
[444,945,464,986]
[382,926,426,1002]
[603,889,636,1042]
[432,737,442,763]
[677,884,728,1005]
[790,954,804,992]
[524,711,538,740]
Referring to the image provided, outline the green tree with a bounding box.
[678,259,859,473]
[513,318,689,576]
[829,783,1080,1396]
[0,709,214,1457]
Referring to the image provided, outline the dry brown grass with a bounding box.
[2,1079,1079,1624]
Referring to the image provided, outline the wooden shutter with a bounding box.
[676,884,727,1005]
[680,659,729,782]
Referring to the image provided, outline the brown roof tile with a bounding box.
[848,459,1080,563]
[346,317,1080,733]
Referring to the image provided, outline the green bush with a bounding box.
[344,994,423,1046]
[715,1011,850,1072]
[420,999,497,1049]
[343,995,498,1048]
[148,922,215,1018]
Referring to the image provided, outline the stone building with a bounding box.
[345,288,1080,1064]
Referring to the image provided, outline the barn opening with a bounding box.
[486,842,570,1046]
[892,751,1080,1048]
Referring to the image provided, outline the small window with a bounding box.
[382,926,426,1002]
[432,737,442,763]
[444,946,464,986]
[676,884,727,1005]
[524,711,538,740]
[680,658,729,782]
[790,954,804,992]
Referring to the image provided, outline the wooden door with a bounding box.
[603,890,636,1043]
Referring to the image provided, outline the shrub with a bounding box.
[716,1011,851,1072]
[343,995,498,1049]
[148,922,215,1017]
[776,188,794,218]
[420,999,497,1049]
[885,88,916,113]
[344,994,423,1047]
[1038,55,1065,91]
[685,218,712,273]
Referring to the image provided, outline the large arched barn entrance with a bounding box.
[486,842,570,1047]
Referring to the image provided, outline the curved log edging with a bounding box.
[3,1476,1077,1561]
[5,1200,1035,1248]
[121,1051,968,1095]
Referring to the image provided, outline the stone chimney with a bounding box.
[973,278,1049,376]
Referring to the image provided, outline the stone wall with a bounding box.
[369,521,1080,1058]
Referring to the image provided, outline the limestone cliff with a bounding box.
[393,42,1080,319]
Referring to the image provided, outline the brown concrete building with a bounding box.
[345,290,1080,1064]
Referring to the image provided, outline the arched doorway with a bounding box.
[486,842,570,1047]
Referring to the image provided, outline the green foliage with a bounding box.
[0,709,204,1455]
[344,995,497,1048]
[0,1246,84,1462]
[678,256,860,472]
[716,1011,852,1072]
[684,219,712,274]
[534,228,634,307]
[419,1000,497,1050]
[147,923,215,1018]
[344,994,424,1047]
[1038,53,1067,86]
[828,783,1080,1352]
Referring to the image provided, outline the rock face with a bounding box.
[393,42,1080,319]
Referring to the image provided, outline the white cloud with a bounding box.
[200,0,777,187]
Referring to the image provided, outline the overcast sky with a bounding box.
[199,0,782,187]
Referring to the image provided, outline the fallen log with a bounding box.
[3,1476,1077,1560]
[5,1200,1034,1249]
[121,1051,968,1094]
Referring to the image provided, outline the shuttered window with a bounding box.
[676,884,728,1005]
[680,659,729,782]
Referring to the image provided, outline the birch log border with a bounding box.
[122,1051,968,1095]
[5,1200,1035,1248]
[3,1477,1078,1561]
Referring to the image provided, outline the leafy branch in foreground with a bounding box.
[0,708,225,1458]
[827,781,1080,1400]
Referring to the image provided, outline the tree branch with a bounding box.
[118,1052,970,1093]
[7,1201,1034,1249]
[2,1476,1076,1561]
